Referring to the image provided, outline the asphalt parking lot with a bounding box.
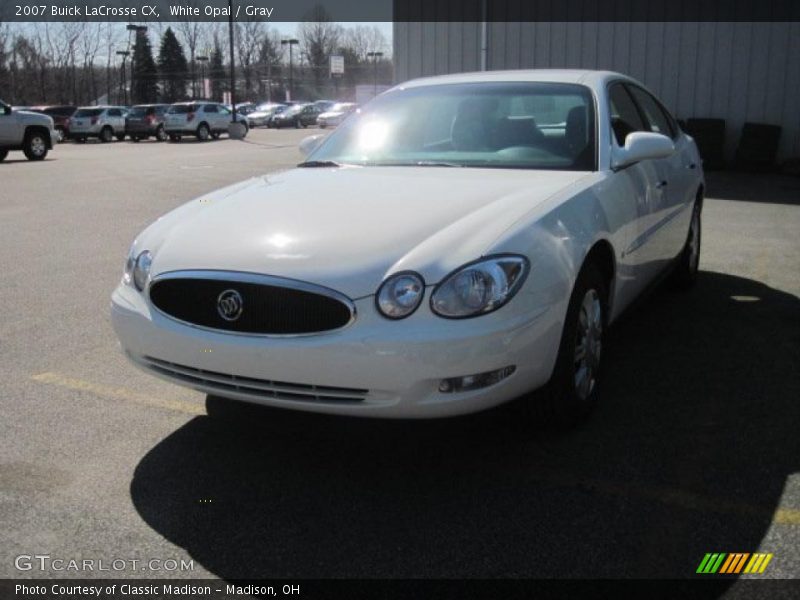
[1,130,799,587]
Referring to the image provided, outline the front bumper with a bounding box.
[111,281,561,418]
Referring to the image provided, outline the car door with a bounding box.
[625,85,695,264]
[607,82,669,293]
[0,101,19,145]
[106,108,123,132]
[206,104,223,130]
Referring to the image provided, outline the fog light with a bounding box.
[438,366,516,394]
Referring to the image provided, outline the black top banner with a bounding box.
[2,0,800,22]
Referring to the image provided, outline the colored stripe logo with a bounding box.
[697,553,773,574]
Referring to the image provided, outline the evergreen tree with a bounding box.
[131,29,158,103]
[209,40,225,102]
[158,27,188,103]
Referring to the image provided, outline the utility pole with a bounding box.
[367,51,384,98]
[115,50,129,104]
[281,38,299,101]
[196,55,209,99]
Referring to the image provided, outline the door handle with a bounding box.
[655,180,668,189]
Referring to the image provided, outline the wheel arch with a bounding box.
[582,238,616,313]
[24,125,53,149]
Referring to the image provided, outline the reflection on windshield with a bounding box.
[308,82,596,171]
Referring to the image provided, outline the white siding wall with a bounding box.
[394,21,800,161]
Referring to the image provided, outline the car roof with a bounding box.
[396,69,641,91]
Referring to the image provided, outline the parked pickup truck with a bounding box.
[0,99,56,161]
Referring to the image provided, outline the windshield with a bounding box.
[309,82,596,171]
[74,108,103,117]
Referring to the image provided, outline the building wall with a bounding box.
[394,21,800,161]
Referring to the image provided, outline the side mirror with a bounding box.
[299,134,325,157]
[1,104,10,116]
[613,132,674,169]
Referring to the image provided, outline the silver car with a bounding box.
[70,106,127,143]
[164,102,248,142]
[0,99,56,161]
[317,103,358,128]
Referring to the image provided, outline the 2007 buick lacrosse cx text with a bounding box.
[111,69,704,428]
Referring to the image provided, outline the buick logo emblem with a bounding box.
[217,289,244,321]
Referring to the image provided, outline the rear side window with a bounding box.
[168,105,193,114]
[74,108,103,118]
[204,104,218,113]
[608,84,646,146]
[107,109,122,117]
[627,86,675,138]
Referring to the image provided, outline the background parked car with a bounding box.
[246,103,286,127]
[29,105,76,142]
[268,104,322,128]
[125,104,170,142]
[317,103,358,128]
[70,106,127,143]
[164,102,249,141]
[313,100,336,112]
[0,99,55,161]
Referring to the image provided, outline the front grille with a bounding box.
[142,356,368,403]
[148,271,355,335]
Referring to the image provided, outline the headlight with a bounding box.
[431,255,528,318]
[132,250,152,291]
[122,250,136,286]
[376,271,425,319]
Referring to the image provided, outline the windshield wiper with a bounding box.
[297,160,342,168]
[369,160,465,168]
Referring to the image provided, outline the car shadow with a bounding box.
[130,271,799,583]
[706,172,800,206]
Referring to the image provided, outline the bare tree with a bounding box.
[176,6,205,97]
[235,19,264,100]
[298,7,343,93]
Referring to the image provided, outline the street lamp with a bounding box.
[115,50,130,104]
[126,24,148,104]
[196,55,209,99]
[367,51,384,98]
[281,38,299,101]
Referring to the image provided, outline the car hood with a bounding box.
[146,166,591,298]
[16,110,53,126]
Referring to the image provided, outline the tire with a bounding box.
[131,136,141,142]
[168,134,181,142]
[0,149,7,162]
[155,125,168,142]
[74,136,86,144]
[210,132,221,140]
[115,133,126,142]
[196,123,210,141]
[54,128,65,143]
[669,199,702,290]
[23,131,49,161]
[294,119,301,129]
[525,262,608,429]
[99,127,113,143]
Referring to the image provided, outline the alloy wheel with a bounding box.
[573,289,603,401]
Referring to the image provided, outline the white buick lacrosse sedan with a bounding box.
[111,70,704,427]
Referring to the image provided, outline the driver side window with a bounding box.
[608,84,646,147]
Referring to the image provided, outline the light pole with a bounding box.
[115,50,129,104]
[196,55,209,99]
[367,51,384,98]
[281,39,299,101]
[126,24,147,104]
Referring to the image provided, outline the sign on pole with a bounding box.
[330,55,345,76]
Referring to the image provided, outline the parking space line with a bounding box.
[28,370,800,526]
[31,371,203,416]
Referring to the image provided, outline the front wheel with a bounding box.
[155,125,168,142]
[525,262,608,429]
[196,123,210,141]
[115,133,126,142]
[54,128,65,143]
[23,131,49,160]
[168,133,181,142]
[669,201,702,289]
[99,127,113,143]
